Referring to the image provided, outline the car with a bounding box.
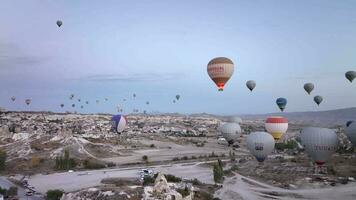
[68,170,74,173]
[25,191,33,196]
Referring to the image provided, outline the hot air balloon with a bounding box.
[72,104,75,108]
[25,99,31,105]
[173,100,176,103]
[56,20,62,27]
[80,105,84,109]
[276,98,287,112]
[60,104,64,108]
[303,83,314,95]
[70,94,74,100]
[146,101,150,105]
[226,116,242,124]
[123,98,126,101]
[207,57,234,91]
[11,96,16,102]
[345,121,356,146]
[265,116,288,140]
[78,99,81,102]
[345,71,356,83]
[111,114,127,134]
[176,95,180,100]
[246,80,256,92]
[96,100,99,104]
[105,98,108,101]
[133,94,136,98]
[314,95,323,106]
[85,101,89,104]
[219,123,242,145]
[246,132,275,162]
[143,110,147,114]
[300,127,338,166]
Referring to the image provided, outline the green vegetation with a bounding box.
[165,174,182,182]
[177,186,190,197]
[83,159,106,169]
[275,140,298,150]
[0,149,7,171]
[142,155,148,162]
[46,189,63,200]
[143,176,155,186]
[213,160,224,184]
[55,150,76,170]
[150,144,155,148]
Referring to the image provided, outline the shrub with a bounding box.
[182,156,188,160]
[143,176,155,186]
[172,157,180,161]
[213,163,224,183]
[7,186,17,196]
[55,150,76,170]
[150,144,155,148]
[142,155,148,162]
[191,156,197,159]
[83,159,105,169]
[106,162,116,167]
[165,174,182,182]
[46,189,63,200]
[0,150,7,171]
[177,186,190,197]
[191,178,202,186]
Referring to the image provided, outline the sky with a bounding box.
[0,0,356,115]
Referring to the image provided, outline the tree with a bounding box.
[142,155,148,163]
[7,186,17,196]
[31,156,41,168]
[213,163,224,184]
[46,189,63,200]
[229,150,235,162]
[0,149,7,171]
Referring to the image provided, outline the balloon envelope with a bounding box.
[56,20,62,27]
[25,99,31,105]
[219,123,242,145]
[265,116,288,140]
[276,98,287,112]
[345,71,356,83]
[176,95,180,100]
[246,132,275,162]
[11,96,16,102]
[246,80,256,91]
[207,57,234,91]
[226,116,242,124]
[300,127,338,166]
[111,115,127,134]
[303,83,314,95]
[345,121,356,146]
[314,95,323,106]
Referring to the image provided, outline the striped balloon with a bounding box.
[246,132,275,162]
[111,115,127,134]
[265,116,288,140]
[300,127,338,166]
[207,57,234,91]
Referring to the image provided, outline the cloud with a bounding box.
[81,72,186,82]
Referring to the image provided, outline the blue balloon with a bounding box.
[276,97,287,112]
[111,115,127,134]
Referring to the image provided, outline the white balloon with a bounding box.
[300,127,338,166]
[246,132,275,162]
[219,123,242,145]
[226,116,242,124]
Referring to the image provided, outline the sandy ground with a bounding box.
[102,138,241,164]
[28,162,214,193]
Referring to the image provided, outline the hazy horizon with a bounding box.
[1,0,356,115]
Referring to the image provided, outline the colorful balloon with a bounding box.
[345,71,356,83]
[314,95,323,106]
[303,83,314,95]
[246,132,275,162]
[300,127,338,166]
[218,123,242,145]
[276,98,287,112]
[265,116,288,140]
[11,96,16,102]
[207,57,234,91]
[246,80,256,92]
[111,115,127,134]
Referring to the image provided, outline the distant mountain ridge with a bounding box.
[240,107,356,127]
